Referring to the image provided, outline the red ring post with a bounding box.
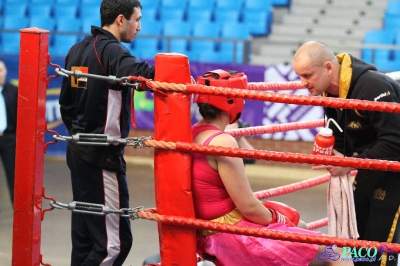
[153,53,197,265]
[12,28,49,265]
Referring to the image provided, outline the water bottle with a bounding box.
[313,118,343,157]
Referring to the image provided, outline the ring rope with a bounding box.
[185,84,400,113]
[225,119,325,137]
[253,171,355,230]
[54,70,400,113]
[247,81,305,91]
[307,218,329,230]
[143,139,400,172]
[137,208,400,252]
[145,80,400,114]
[253,170,358,200]
[54,68,305,91]
[252,172,342,231]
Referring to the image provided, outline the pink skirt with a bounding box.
[197,220,321,266]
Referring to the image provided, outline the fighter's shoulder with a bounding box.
[210,132,239,148]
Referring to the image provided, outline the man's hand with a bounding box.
[312,149,354,176]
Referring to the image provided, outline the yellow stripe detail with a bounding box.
[47,119,64,129]
[354,110,368,118]
[198,209,243,237]
[380,205,400,266]
[47,88,61,95]
[336,53,353,100]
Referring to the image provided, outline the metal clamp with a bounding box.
[53,133,128,146]
[121,206,145,220]
[55,67,148,90]
[52,133,153,148]
[126,136,154,149]
[50,200,145,219]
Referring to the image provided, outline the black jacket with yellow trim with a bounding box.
[324,54,400,161]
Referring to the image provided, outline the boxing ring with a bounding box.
[13,29,400,265]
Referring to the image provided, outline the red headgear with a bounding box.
[194,69,248,124]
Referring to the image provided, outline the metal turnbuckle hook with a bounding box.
[121,206,145,219]
[126,136,153,149]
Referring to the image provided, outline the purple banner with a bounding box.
[188,63,323,141]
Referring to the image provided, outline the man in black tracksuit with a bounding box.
[293,41,400,266]
[59,1,155,265]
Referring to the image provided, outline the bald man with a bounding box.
[293,41,400,265]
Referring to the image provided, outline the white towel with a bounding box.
[327,173,359,239]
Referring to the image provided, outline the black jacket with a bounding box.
[59,26,155,171]
[1,82,18,134]
[325,54,400,161]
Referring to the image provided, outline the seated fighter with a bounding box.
[192,70,353,266]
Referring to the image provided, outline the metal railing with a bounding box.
[1,29,400,65]
[0,29,252,64]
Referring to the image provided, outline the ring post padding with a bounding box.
[12,28,49,266]
[153,53,197,265]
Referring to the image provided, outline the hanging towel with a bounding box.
[327,173,359,239]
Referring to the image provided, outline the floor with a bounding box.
[0,157,329,266]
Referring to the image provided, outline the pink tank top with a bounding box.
[192,124,236,220]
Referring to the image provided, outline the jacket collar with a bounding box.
[91,26,119,42]
[336,53,353,99]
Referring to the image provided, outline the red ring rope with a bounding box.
[247,81,305,91]
[138,209,400,252]
[225,119,324,137]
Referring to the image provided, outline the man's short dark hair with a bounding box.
[100,0,142,27]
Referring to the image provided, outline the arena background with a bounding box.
[1,54,323,168]
[2,1,400,265]
[2,0,396,168]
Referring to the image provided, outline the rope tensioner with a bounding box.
[54,67,150,91]
[53,133,153,149]
[50,200,145,220]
